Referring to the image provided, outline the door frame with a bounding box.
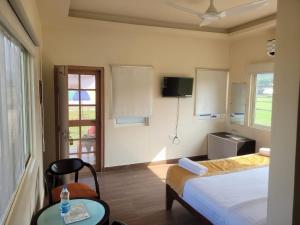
[293,81,300,224]
[54,65,105,172]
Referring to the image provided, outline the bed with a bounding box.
[166,154,270,225]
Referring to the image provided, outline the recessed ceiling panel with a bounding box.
[69,0,277,30]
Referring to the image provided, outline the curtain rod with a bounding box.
[0,22,27,52]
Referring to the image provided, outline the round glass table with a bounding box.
[31,198,109,225]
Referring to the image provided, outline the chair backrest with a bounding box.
[48,158,84,176]
[45,158,100,204]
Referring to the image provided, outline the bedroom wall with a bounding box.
[0,0,44,224]
[40,15,230,167]
[267,0,300,224]
[38,0,277,168]
[227,29,276,151]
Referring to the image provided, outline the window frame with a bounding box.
[1,31,34,161]
[0,24,35,225]
[248,63,274,130]
[21,50,34,163]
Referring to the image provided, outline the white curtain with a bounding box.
[195,69,228,115]
[111,65,153,118]
[0,30,28,224]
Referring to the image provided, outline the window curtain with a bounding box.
[0,30,27,224]
[195,69,228,115]
[111,65,153,118]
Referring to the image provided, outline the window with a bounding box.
[252,73,274,128]
[230,83,247,125]
[0,27,34,224]
[111,65,153,125]
[195,68,228,119]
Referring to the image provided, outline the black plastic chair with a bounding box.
[45,158,100,204]
[112,221,127,225]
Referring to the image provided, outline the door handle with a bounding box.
[60,130,70,140]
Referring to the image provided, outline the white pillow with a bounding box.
[259,147,271,157]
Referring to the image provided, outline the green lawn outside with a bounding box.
[69,106,96,121]
[254,96,273,127]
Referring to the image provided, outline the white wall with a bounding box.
[227,29,276,151]
[39,0,279,168]
[41,17,230,167]
[0,0,44,224]
[267,0,300,224]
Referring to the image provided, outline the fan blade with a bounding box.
[221,0,268,17]
[199,19,213,27]
[199,17,219,27]
[165,0,204,17]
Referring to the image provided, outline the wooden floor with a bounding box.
[79,164,201,225]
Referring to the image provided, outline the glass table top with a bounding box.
[37,199,106,225]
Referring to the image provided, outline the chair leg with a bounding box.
[75,172,79,183]
[103,218,109,225]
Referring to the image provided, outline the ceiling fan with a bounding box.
[166,0,268,27]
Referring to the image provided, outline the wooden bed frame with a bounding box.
[166,184,212,225]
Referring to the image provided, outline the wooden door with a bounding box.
[55,66,104,171]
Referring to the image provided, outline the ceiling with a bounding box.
[69,0,277,32]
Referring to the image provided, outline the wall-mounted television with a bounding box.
[162,77,193,97]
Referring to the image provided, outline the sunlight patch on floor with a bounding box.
[151,147,167,162]
[147,164,174,183]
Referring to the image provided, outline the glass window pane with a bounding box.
[69,154,79,159]
[81,75,95,89]
[69,140,79,154]
[256,73,274,91]
[68,90,79,105]
[0,33,43,221]
[69,106,79,120]
[81,153,96,165]
[254,110,272,127]
[81,106,96,120]
[80,91,96,105]
[81,139,96,153]
[69,126,80,139]
[254,73,273,127]
[81,126,96,139]
[68,74,79,89]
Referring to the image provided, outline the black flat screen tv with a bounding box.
[162,77,193,97]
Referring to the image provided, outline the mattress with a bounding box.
[166,154,269,196]
[182,167,269,225]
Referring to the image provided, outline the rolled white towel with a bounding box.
[259,147,271,157]
[178,158,208,176]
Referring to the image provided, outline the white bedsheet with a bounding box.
[182,167,269,225]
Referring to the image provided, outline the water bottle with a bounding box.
[60,184,71,217]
